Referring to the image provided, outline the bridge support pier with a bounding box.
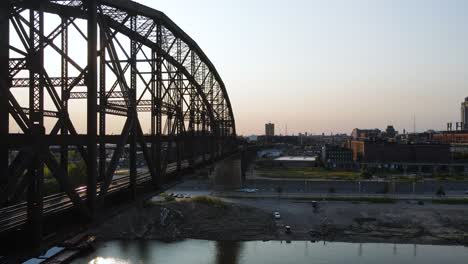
[129,20,137,199]
[27,125,45,246]
[432,165,439,177]
[152,45,162,188]
[98,27,107,182]
[448,165,454,176]
[212,154,242,190]
[129,91,137,199]
[0,0,9,201]
[86,0,98,215]
[403,164,408,176]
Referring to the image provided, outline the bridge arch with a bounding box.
[0,0,237,241]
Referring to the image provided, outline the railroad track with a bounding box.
[0,160,191,233]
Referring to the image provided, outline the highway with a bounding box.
[170,177,468,199]
[244,178,468,196]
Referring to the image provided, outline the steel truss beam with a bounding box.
[3,0,237,245]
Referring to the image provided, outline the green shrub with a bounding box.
[68,160,87,187]
[361,170,372,179]
[436,186,446,197]
[191,196,226,208]
[164,195,175,202]
[143,199,158,208]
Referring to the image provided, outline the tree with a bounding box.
[436,186,446,197]
[360,168,373,180]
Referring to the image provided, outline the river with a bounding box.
[71,239,468,264]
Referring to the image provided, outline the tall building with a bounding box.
[461,97,468,130]
[351,128,381,140]
[385,125,397,138]
[265,123,275,136]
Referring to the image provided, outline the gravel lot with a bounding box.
[92,194,468,245]
[230,198,468,244]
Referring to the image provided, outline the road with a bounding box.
[167,177,468,200]
[245,178,468,196]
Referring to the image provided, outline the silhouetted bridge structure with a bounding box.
[0,0,238,244]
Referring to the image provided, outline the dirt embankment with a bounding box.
[93,198,468,245]
[319,204,468,245]
[239,199,468,245]
[94,200,277,242]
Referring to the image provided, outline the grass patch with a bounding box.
[255,167,360,180]
[190,196,227,208]
[158,192,176,202]
[143,199,159,208]
[434,175,467,181]
[292,196,396,204]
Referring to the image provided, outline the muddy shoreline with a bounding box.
[91,198,468,246]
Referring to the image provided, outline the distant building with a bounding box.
[348,141,451,164]
[384,125,397,138]
[265,123,275,136]
[351,128,381,140]
[461,97,468,129]
[430,131,468,144]
[321,145,353,168]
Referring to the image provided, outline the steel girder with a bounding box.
[2,0,237,244]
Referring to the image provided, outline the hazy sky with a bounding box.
[137,0,468,136]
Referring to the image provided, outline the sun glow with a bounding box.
[89,257,130,264]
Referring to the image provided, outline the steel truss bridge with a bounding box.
[0,0,236,243]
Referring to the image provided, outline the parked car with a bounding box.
[311,201,318,209]
[273,212,281,219]
[236,188,258,193]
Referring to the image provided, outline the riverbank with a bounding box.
[94,198,277,242]
[91,196,468,245]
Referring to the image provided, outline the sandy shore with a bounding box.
[92,197,468,245]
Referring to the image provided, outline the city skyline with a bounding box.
[4,0,468,256]
[5,0,468,136]
[140,0,468,136]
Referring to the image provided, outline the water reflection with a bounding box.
[72,240,468,264]
[215,241,243,264]
[89,257,129,264]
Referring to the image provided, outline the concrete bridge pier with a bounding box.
[417,165,423,175]
[212,153,242,190]
[403,164,408,176]
[448,165,454,176]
